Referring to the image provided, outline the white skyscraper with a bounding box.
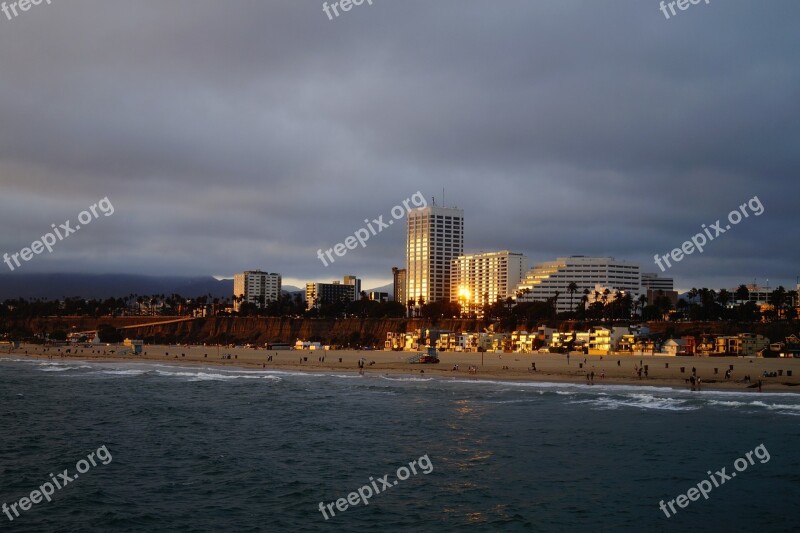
[406,205,464,304]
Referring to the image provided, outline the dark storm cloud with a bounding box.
[0,0,798,291]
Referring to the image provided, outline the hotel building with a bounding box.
[233,271,282,311]
[514,256,641,314]
[450,251,529,308]
[305,276,362,310]
[392,267,407,305]
[406,206,464,304]
[641,273,674,292]
[641,272,678,307]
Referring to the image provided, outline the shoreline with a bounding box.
[4,343,800,393]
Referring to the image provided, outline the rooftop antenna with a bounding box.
[432,196,436,206]
[443,187,445,207]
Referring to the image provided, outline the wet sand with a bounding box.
[4,343,800,393]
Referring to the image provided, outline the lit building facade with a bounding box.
[450,251,528,309]
[233,271,282,310]
[406,206,464,304]
[514,256,640,314]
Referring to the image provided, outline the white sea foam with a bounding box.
[379,376,434,382]
[570,393,699,412]
[39,366,85,372]
[149,369,282,382]
[99,369,151,376]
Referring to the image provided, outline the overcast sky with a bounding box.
[1,0,798,292]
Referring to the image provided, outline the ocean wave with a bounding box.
[379,376,434,382]
[570,393,699,412]
[99,369,151,376]
[153,370,282,382]
[749,401,800,411]
[708,399,800,411]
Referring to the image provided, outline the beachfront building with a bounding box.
[550,331,591,352]
[233,270,282,311]
[662,339,687,356]
[392,267,407,306]
[450,251,528,313]
[715,333,770,357]
[369,292,389,302]
[406,205,464,306]
[514,256,641,314]
[305,276,361,310]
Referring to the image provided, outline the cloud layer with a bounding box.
[1,0,798,291]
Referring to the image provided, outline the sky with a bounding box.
[0,0,798,293]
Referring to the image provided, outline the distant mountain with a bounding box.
[0,273,234,301]
[281,285,304,295]
[365,283,394,300]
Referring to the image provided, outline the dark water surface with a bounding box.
[1,358,798,532]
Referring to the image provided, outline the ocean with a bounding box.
[1,358,798,532]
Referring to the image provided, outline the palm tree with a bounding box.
[581,290,590,319]
[601,288,610,321]
[636,294,647,318]
[407,298,415,318]
[788,290,799,312]
[735,284,750,304]
[771,286,787,319]
[716,289,731,310]
[567,282,578,314]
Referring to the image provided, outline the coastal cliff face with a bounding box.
[121,318,487,345]
[1,316,796,345]
[0,316,483,345]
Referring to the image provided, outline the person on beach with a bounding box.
[567,353,570,365]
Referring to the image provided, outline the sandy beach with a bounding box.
[4,343,800,393]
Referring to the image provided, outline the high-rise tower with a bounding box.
[406,205,464,304]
